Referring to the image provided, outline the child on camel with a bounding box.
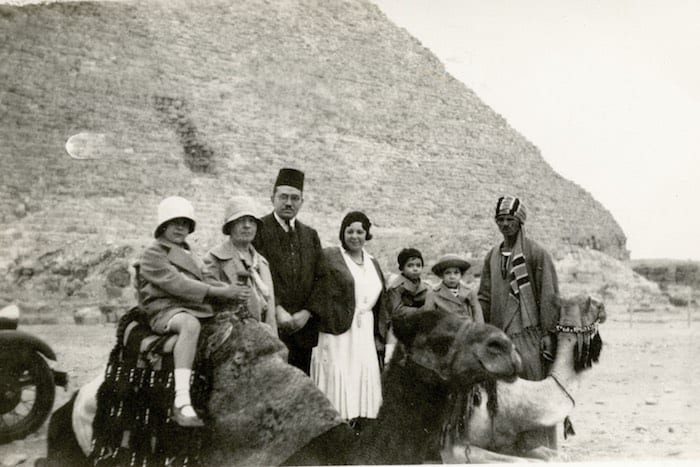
[424,254,484,323]
[135,196,240,427]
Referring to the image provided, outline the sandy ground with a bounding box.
[1,313,699,465]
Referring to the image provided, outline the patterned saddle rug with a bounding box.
[88,308,215,467]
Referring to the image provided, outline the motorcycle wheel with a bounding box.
[0,351,56,444]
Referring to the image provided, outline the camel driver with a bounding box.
[253,168,323,375]
[477,195,561,451]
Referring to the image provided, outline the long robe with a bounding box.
[477,233,560,450]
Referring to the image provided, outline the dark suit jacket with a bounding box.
[253,213,323,348]
[308,247,390,348]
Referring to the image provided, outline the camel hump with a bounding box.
[203,318,344,466]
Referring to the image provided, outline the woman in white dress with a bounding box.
[308,211,389,425]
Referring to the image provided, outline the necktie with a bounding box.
[284,220,301,276]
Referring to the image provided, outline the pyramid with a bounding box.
[0,0,629,312]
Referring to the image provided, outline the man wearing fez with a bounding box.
[477,195,561,450]
[253,168,323,375]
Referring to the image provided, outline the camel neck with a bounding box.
[550,333,580,395]
[355,355,449,464]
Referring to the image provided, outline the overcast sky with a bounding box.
[373,0,700,261]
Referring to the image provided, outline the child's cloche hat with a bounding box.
[431,254,471,276]
[155,196,196,237]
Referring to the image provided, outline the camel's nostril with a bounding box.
[485,337,508,355]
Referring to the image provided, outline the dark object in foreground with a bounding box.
[0,305,68,444]
[45,309,522,465]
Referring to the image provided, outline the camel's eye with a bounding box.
[427,335,452,355]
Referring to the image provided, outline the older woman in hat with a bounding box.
[307,211,389,429]
[203,196,277,336]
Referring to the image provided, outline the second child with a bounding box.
[424,254,484,323]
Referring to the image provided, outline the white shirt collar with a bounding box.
[273,211,296,232]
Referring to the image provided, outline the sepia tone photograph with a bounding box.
[1,0,698,465]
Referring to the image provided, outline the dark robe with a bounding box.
[253,213,323,373]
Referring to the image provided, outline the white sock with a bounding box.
[173,368,193,410]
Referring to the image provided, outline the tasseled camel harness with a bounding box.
[440,316,603,461]
[550,317,604,439]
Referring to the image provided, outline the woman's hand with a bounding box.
[228,283,252,302]
[276,307,311,334]
[208,284,251,301]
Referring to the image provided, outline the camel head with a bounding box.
[392,309,522,388]
[556,294,606,372]
[559,294,606,329]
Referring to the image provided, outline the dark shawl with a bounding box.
[308,246,390,347]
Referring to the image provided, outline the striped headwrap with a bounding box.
[495,196,527,224]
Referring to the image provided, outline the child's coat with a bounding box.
[135,239,215,328]
[424,282,484,323]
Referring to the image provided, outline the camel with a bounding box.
[44,308,522,466]
[441,294,607,464]
[282,308,523,465]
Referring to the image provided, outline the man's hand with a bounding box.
[540,334,555,362]
[292,309,312,330]
[276,305,297,334]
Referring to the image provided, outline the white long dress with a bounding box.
[310,247,383,420]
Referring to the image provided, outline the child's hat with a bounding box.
[155,196,196,237]
[397,248,423,270]
[431,254,471,276]
[222,196,262,234]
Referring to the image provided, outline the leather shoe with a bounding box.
[172,404,205,427]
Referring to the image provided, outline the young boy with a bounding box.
[384,248,429,365]
[424,254,484,323]
[135,196,240,427]
[387,248,429,321]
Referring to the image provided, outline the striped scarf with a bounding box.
[503,230,539,331]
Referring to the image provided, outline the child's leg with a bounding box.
[166,313,201,418]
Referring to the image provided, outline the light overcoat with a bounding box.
[135,239,214,323]
[202,240,278,335]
